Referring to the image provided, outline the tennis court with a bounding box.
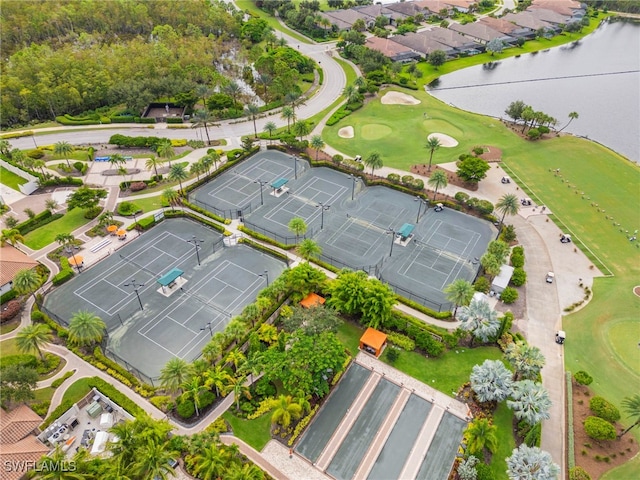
[42,218,287,380]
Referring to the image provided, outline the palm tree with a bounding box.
[557,111,579,133]
[195,84,213,108]
[224,81,243,108]
[54,141,73,169]
[200,154,214,175]
[190,159,206,180]
[33,159,46,177]
[45,198,59,212]
[285,91,305,118]
[162,187,181,212]
[13,268,41,302]
[55,233,75,253]
[263,121,277,144]
[188,443,231,480]
[245,103,260,138]
[288,217,307,244]
[427,170,448,201]
[32,446,87,479]
[0,139,11,156]
[310,135,325,160]
[444,279,474,317]
[16,323,52,361]
[281,105,295,132]
[232,375,252,412]
[1,228,24,247]
[191,109,217,145]
[145,155,162,179]
[256,72,272,100]
[270,394,302,428]
[168,164,188,192]
[97,211,114,228]
[159,357,193,396]
[239,352,263,384]
[364,151,383,175]
[156,139,175,167]
[204,365,233,397]
[118,166,129,189]
[68,310,106,347]
[619,394,640,438]
[480,252,502,279]
[342,84,360,104]
[505,341,546,381]
[292,120,310,142]
[506,445,559,480]
[495,193,519,235]
[130,438,178,480]
[465,418,498,462]
[470,359,514,403]
[227,462,265,480]
[297,238,322,261]
[108,153,126,172]
[425,136,441,172]
[457,298,500,347]
[507,380,552,426]
[226,349,246,372]
[180,375,207,417]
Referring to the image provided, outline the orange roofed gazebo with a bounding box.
[300,292,326,309]
[359,327,387,357]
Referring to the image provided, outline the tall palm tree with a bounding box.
[245,103,260,138]
[557,111,579,133]
[342,84,360,105]
[55,233,75,253]
[130,438,178,480]
[33,159,46,177]
[188,443,231,480]
[281,106,295,132]
[505,341,545,381]
[263,121,277,144]
[292,120,310,142]
[425,136,441,172]
[288,217,307,244]
[190,159,206,180]
[194,84,213,109]
[495,193,520,235]
[160,357,193,396]
[1,228,24,247]
[457,298,500,347]
[232,375,252,412]
[168,164,188,192]
[619,394,640,438]
[0,139,11,156]
[226,349,246,372]
[364,151,383,175]
[118,166,129,189]
[256,72,272,100]
[427,170,448,201]
[191,109,217,145]
[465,418,498,462]
[285,91,305,118]
[16,323,52,361]
[204,365,233,397]
[270,394,302,428]
[10,149,26,167]
[13,268,41,302]
[444,279,474,317]
[224,81,243,108]
[310,135,325,160]
[108,153,126,172]
[297,238,322,261]
[54,141,73,169]
[162,187,181,212]
[227,462,265,480]
[180,375,207,417]
[145,155,162,179]
[156,139,175,167]
[68,310,106,347]
[45,198,59,212]
[238,352,264,384]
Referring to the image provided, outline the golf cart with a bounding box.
[434,203,444,212]
[555,330,566,345]
[560,234,572,243]
[521,198,532,206]
[546,272,555,284]
[501,176,511,184]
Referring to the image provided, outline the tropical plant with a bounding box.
[427,170,448,201]
[232,375,252,412]
[495,193,519,233]
[310,135,325,160]
[557,111,579,133]
[187,443,231,480]
[364,151,383,175]
[269,394,302,428]
[162,188,181,212]
[180,375,207,417]
[45,199,59,212]
[457,455,479,480]
[16,323,52,361]
[68,310,106,347]
[145,155,163,178]
[226,349,246,372]
[425,136,441,171]
[156,139,175,167]
[32,446,87,479]
[227,462,265,480]
[507,380,552,426]
[506,445,559,480]
[465,418,498,462]
[342,84,360,104]
[160,357,194,396]
[244,103,260,138]
[288,217,307,243]
[504,341,545,381]
[53,141,73,169]
[470,359,514,403]
[13,268,41,302]
[190,160,206,180]
[444,279,474,317]
[292,120,310,142]
[1,228,24,247]
[55,233,75,253]
[297,238,322,261]
[281,105,295,132]
[263,121,277,143]
[168,164,188,192]
[457,299,500,346]
[619,394,640,438]
[108,153,126,172]
[130,438,178,480]
[192,109,217,145]
[204,365,233,397]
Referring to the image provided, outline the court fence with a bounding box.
[100,330,160,387]
[188,195,257,220]
[39,304,70,327]
[242,218,315,246]
[318,252,383,278]
[378,275,448,312]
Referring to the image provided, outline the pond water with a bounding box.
[428,20,640,161]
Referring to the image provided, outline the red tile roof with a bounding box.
[0,405,49,480]
[0,245,38,287]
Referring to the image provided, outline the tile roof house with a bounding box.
[0,245,38,296]
[392,31,456,58]
[385,1,432,18]
[353,4,408,26]
[426,26,481,53]
[0,405,49,480]
[531,0,586,18]
[503,11,557,32]
[365,36,422,62]
[529,7,575,26]
[320,9,367,31]
[449,21,515,45]
[478,16,534,39]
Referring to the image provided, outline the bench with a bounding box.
[90,239,111,253]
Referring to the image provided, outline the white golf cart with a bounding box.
[434,203,444,212]
[546,272,555,283]
[555,330,566,345]
[560,234,572,243]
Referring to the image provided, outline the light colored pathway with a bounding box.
[220,435,289,480]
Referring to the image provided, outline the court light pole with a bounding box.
[258,270,269,286]
[186,235,204,266]
[415,196,428,223]
[200,322,213,338]
[386,227,396,257]
[293,155,298,180]
[124,279,145,311]
[316,202,330,230]
[350,174,359,201]
[254,179,268,206]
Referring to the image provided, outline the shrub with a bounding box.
[0,299,22,322]
[199,390,216,409]
[206,417,229,434]
[52,267,75,286]
[31,401,51,417]
[385,348,400,364]
[474,276,491,293]
[150,395,174,412]
[129,182,147,192]
[332,154,343,163]
[0,354,38,370]
[51,371,75,388]
[387,173,400,183]
[455,191,470,203]
[475,199,494,215]
[527,128,541,140]
[584,416,616,441]
[386,332,415,351]
[475,463,493,480]
[36,354,61,374]
[574,371,593,385]
[589,396,621,423]
[538,126,550,134]
[569,466,591,480]
[500,287,518,304]
[0,289,17,305]
[176,399,196,419]
[510,253,525,268]
[117,201,140,216]
[511,268,527,286]
[27,149,45,159]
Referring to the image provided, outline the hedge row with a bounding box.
[92,347,154,396]
[237,225,295,250]
[15,210,56,235]
[31,309,68,337]
[395,295,452,320]
[163,209,227,235]
[325,101,363,127]
[52,256,75,286]
[0,130,34,139]
[238,237,290,263]
[0,289,16,305]
[0,354,38,370]
[56,114,111,125]
[181,199,229,225]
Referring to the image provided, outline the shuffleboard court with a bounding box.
[43,218,287,380]
[415,413,467,480]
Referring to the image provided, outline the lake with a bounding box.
[428,19,640,161]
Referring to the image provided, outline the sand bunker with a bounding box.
[338,126,354,138]
[428,133,458,147]
[381,91,421,105]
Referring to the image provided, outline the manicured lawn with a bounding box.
[336,320,364,357]
[23,208,94,250]
[32,386,56,404]
[0,166,28,190]
[0,338,20,355]
[0,319,20,335]
[222,411,272,452]
[61,377,92,404]
[117,195,167,214]
[488,402,516,480]
[235,0,310,44]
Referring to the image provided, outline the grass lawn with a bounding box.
[61,377,92,404]
[23,208,94,250]
[0,319,20,335]
[222,411,272,452]
[32,386,56,404]
[0,166,28,190]
[0,338,20,355]
[488,402,516,480]
[117,195,168,214]
[336,320,364,357]
[235,0,310,44]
